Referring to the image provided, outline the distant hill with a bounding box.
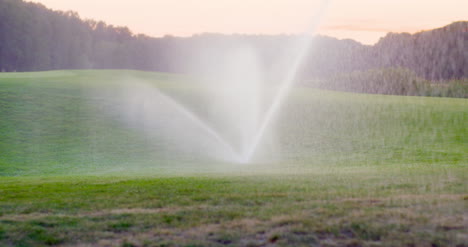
[0,0,466,82]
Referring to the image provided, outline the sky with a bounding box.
[29,0,467,45]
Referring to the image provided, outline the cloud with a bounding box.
[321,22,429,33]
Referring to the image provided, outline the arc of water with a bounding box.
[135,0,331,164]
[134,83,243,163]
[157,89,243,162]
[242,0,332,163]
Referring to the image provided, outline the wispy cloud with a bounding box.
[321,21,435,33]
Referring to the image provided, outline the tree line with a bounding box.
[0,0,466,96]
[312,68,467,98]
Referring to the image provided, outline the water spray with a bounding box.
[242,0,332,163]
[110,0,332,164]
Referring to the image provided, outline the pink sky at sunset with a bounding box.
[29,0,467,45]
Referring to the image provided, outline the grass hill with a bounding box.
[0,70,466,176]
[0,70,466,246]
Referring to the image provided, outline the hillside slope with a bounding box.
[0,70,467,247]
[0,70,466,176]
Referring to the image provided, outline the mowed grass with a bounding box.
[0,70,467,246]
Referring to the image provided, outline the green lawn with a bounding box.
[0,70,466,246]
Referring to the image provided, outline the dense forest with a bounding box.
[0,0,467,96]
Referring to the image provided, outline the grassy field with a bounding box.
[0,70,466,246]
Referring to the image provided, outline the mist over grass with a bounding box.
[1,1,466,246]
[0,70,465,176]
[0,70,466,246]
